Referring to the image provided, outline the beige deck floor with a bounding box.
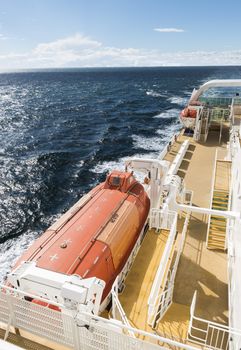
[158,130,229,342]
[119,228,169,332]
[156,302,190,342]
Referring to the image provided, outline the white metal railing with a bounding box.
[153,283,174,324]
[193,107,210,142]
[0,285,74,347]
[148,210,177,325]
[153,211,191,327]
[150,208,177,231]
[225,156,233,251]
[167,140,189,177]
[228,143,241,340]
[111,277,135,337]
[188,291,241,350]
[204,115,209,143]
[148,190,193,327]
[219,119,223,144]
[80,312,201,350]
[229,129,240,159]
[193,117,201,142]
[206,148,218,248]
[0,285,203,350]
[158,133,179,161]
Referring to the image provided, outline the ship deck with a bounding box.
[156,130,229,341]
[108,129,229,343]
[0,129,230,349]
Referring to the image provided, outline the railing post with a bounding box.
[4,292,16,341]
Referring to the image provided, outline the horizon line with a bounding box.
[0,64,241,73]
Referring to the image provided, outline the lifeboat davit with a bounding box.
[180,107,197,129]
[13,171,150,301]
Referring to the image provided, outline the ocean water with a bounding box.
[1,66,241,281]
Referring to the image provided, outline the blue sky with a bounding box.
[0,0,241,69]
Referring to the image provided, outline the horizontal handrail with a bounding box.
[82,311,201,350]
[178,202,240,219]
[148,211,177,307]
[0,283,63,308]
[166,139,189,177]
[188,291,241,349]
[158,133,178,160]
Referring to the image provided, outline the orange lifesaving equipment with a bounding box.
[14,171,150,301]
[180,107,197,118]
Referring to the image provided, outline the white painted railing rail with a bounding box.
[188,291,241,349]
[0,284,203,350]
[81,311,202,350]
[111,277,135,337]
[153,210,191,326]
[0,284,74,347]
[166,139,189,178]
[206,148,218,248]
[148,210,177,325]
[158,133,179,160]
[178,202,239,219]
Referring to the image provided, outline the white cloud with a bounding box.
[0,33,8,40]
[0,33,240,70]
[33,33,101,55]
[154,28,185,33]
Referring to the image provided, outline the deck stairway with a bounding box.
[207,160,231,250]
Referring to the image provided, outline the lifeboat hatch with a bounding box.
[104,171,137,193]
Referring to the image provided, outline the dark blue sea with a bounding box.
[1,66,241,280]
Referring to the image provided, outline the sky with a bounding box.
[0,0,241,69]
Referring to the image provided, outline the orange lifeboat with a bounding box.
[180,107,197,119]
[13,171,150,301]
[180,107,197,129]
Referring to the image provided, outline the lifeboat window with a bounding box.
[111,176,121,186]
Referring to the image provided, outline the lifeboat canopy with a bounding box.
[104,171,137,193]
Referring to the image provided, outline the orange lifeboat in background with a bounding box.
[13,171,150,301]
[180,107,197,119]
[180,107,197,129]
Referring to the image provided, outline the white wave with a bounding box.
[93,159,126,174]
[156,122,181,137]
[168,96,188,106]
[92,152,160,184]
[0,212,61,283]
[146,90,165,98]
[154,108,180,119]
[93,121,181,180]
[92,150,160,174]
[0,231,36,282]
[132,134,166,152]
